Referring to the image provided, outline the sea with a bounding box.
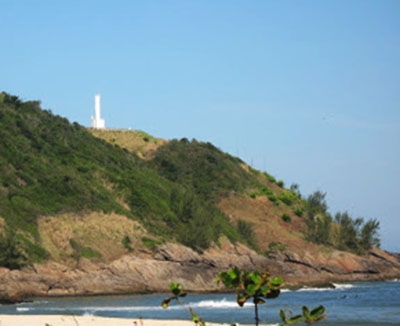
[1,280,399,325]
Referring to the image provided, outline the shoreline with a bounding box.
[2,247,399,304]
[0,315,230,326]
[1,279,395,305]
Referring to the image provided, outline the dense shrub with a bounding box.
[281,213,292,223]
[122,235,133,252]
[0,228,29,269]
[276,180,285,188]
[250,185,279,204]
[294,207,304,217]
[279,190,298,206]
[150,139,257,200]
[263,172,276,183]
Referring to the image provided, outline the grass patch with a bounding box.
[142,237,162,249]
[69,239,102,260]
[268,241,288,252]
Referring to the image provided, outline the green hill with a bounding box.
[0,92,380,270]
[0,92,266,267]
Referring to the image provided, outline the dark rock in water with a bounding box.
[0,292,25,304]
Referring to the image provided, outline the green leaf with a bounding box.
[246,284,257,296]
[190,308,205,326]
[302,306,310,320]
[190,307,199,320]
[217,272,231,287]
[310,305,326,318]
[280,309,287,322]
[254,297,265,305]
[161,298,171,309]
[279,309,304,325]
[287,314,303,324]
[249,272,260,284]
[271,277,283,287]
[237,291,249,307]
[307,305,327,323]
[265,289,280,299]
[260,285,268,295]
[228,267,240,280]
[170,282,183,296]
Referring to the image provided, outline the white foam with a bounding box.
[83,311,94,316]
[191,299,239,309]
[293,283,354,292]
[296,287,332,292]
[16,307,31,312]
[332,283,354,290]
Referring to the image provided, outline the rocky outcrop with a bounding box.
[1,243,399,303]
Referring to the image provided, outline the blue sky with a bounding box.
[2,1,399,252]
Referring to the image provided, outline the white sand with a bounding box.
[0,315,230,326]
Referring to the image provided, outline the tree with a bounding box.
[334,212,360,251]
[360,218,380,249]
[290,183,301,198]
[306,191,328,219]
[304,191,331,244]
[0,228,28,269]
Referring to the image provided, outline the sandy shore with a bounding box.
[0,315,232,326]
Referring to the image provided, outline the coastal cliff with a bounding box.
[1,241,400,303]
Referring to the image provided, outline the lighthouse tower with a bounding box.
[91,94,105,129]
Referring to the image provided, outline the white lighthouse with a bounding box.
[91,94,105,129]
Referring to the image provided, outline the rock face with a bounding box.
[1,242,400,302]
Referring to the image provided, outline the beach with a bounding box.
[0,315,228,326]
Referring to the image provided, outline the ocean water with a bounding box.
[1,281,399,325]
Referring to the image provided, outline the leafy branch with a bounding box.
[279,305,327,325]
[217,267,327,326]
[161,282,205,326]
[217,267,283,326]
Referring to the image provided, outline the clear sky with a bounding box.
[2,1,399,252]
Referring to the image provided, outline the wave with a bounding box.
[190,298,239,309]
[296,287,334,292]
[16,298,245,314]
[295,283,354,292]
[16,307,31,312]
[332,283,355,290]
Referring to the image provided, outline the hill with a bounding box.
[0,93,264,262]
[0,92,399,302]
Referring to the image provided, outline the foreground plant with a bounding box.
[217,267,327,326]
[217,267,283,326]
[161,282,205,326]
[279,305,327,325]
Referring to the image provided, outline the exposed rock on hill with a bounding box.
[1,242,399,302]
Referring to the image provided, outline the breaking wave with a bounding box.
[190,298,240,309]
[295,283,354,292]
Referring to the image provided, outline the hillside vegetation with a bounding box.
[0,93,260,266]
[0,92,380,269]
